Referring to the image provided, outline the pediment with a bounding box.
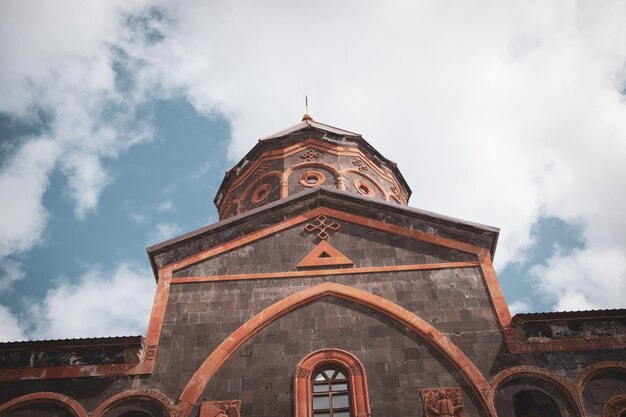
[170,210,481,279]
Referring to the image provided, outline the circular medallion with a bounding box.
[251,184,272,203]
[299,171,326,187]
[354,179,375,197]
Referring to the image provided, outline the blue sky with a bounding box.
[1,1,625,341]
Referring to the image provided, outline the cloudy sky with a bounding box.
[1,1,625,342]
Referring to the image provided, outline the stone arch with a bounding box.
[490,366,582,417]
[512,389,563,417]
[174,282,493,417]
[294,348,370,417]
[284,162,341,186]
[90,389,175,417]
[238,171,283,203]
[342,168,388,199]
[576,362,626,417]
[604,395,626,417]
[0,392,88,417]
[576,361,626,392]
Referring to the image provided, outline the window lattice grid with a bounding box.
[312,368,351,417]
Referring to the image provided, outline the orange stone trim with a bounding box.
[173,282,494,417]
[296,240,354,268]
[487,365,583,415]
[90,389,176,417]
[299,170,326,188]
[171,262,480,284]
[575,361,626,417]
[508,333,626,353]
[217,137,405,214]
[353,178,376,198]
[162,207,486,275]
[238,171,282,204]
[294,349,371,417]
[347,170,387,199]
[0,392,88,417]
[229,138,395,190]
[251,183,272,204]
[131,269,173,374]
[604,395,626,417]
[0,272,172,382]
[478,253,513,331]
[575,361,626,389]
[284,162,340,184]
[0,362,137,382]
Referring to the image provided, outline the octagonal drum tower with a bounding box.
[215,113,412,220]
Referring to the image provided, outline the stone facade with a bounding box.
[1,117,624,417]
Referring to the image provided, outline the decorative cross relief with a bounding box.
[254,161,272,176]
[421,387,466,417]
[300,149,322,161]
[352,158,369,171]
[303,215,340,240]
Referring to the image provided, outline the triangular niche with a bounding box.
[296,240,354,269]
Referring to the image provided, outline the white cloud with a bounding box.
[530,246,626,311]
[25,263,154,340]
[133,1,626,310]
[0,304,26,341]
[0,259,26,291]
[0,138,59,258]
[148,222,183,244]
[0,0,156,263]
[1,0,626,312]
[509,299,533,315]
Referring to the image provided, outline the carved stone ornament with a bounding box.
[254,161,272,176]
[352,158,368,171]
[421,387,466,417]
[349,362,362,376]
[303,215,341,240]
[300,148,322,161]
[144,344,158,361]
[200,400,241,417]
[295,366,312,379]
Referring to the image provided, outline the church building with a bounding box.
[1,114,625,417]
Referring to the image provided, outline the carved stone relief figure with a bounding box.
[199,400,241,417]
[421,387,466,417]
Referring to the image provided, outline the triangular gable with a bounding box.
[155,205,491,278]
[296,240,354,269]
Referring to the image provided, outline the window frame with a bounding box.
[294,349,371,417]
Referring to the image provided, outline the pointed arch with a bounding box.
[174,282,494,417]
[0,392,88,417]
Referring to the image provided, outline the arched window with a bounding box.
[294,349,370,417]
[312,368,351,417]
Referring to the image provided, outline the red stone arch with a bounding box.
[284,162,341,190]
[173,282,494,417]
[488,366,583,416]
[575,361,626,392]
[294,349,370,417]
[342,168,388,199]
[575,362,626,417]
[0,392,88,417]
[237,171,283,204]
[604,395,626,417]
[90,389,175,417]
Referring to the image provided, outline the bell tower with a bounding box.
[214,113,412,219]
